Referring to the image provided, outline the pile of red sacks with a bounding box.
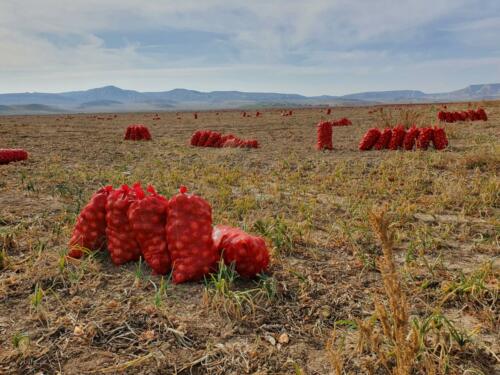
[437,108,487,123]
[332,118,352,127]
[190,130,259,148]
[0,149,28,165]
[317,121,333,150]
[359,125,448,151]
[124,125,152,141]
[68,185,270,283]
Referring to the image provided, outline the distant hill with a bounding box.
[79,100,123,109]
[341,90,427,101]
[0,104,64,115]
[0,83,498,114]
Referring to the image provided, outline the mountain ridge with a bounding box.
[0,83,499,114]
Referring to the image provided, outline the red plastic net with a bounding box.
[128,184,171,274]
[212,225,270,278]
[166,186,218,283]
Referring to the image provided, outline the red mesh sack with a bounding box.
[477,108,487,121]
[248,140,259,148]
[416,127,434,150]
[240,140,259,148]
[467,109,478,121]
[460,111,470,121]
[432,127,448,150]
[205,131,222,147]
[221,134,237,147]
[190,131,202,146]
[125,125,151,141]
[106,185,142,265]
[316,121,333,150]
[124,127,132,140]
[326,108,332,115]
[141,126,152,140]
[0,149,28,165]
[452,112,462,122]
[403,126,420,150]
[222,138,241,148]
[128,184,170,274]
[68,186,113,258]
[374,128,392,150]
[359,128,381,151]
[388,125,406,150]
[446,112,455,123]
[197,131,211,146]
[437,111,446,121]
[166,186,218,283]
[212,225,270,278]
[333,118,352,126]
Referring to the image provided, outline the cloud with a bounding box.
[0,0,499,94]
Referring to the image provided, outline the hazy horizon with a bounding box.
[1,82,499,97]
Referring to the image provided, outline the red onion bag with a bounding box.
[166,186,218,284]
[416,127,434,150]
[388,125,406,150]
[190,131,202,146]
[432,127,448,150]
[213,225,270,278]
[128,184,171,274]
[106,185,142,265]
[403,126,420,151]
[359,128,381,151]
[316,121,333,150]
[374,128,392,150]
[68,186,113,258]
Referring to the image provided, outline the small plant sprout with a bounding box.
[30,283,44,311]
[153,272,171,309]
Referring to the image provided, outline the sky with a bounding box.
[1,0,499,96]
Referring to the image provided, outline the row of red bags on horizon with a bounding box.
[190,130,259,148]
[0,149,28,165]
[68,184,270,284]
[331,118,352,127]
[437,108,487,123]
[241,111,261,117]
[359,125,448,151]
[124,125,152,141]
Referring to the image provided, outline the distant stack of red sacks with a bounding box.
[359,125,448,151]
[68,184,270,284]
[190,130,259,148]
[317,121,333,150]
[281,110,293,117]
[332,118,352,126]
[0,149,28,165]
[124,125,152,141]
[437,108,487,123]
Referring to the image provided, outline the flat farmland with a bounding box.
[0,103,499,374]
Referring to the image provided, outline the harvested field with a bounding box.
[0,102,499,374]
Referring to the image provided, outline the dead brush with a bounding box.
[365,207,419,374]
[328,208,491,374]
[374,107,424,128]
